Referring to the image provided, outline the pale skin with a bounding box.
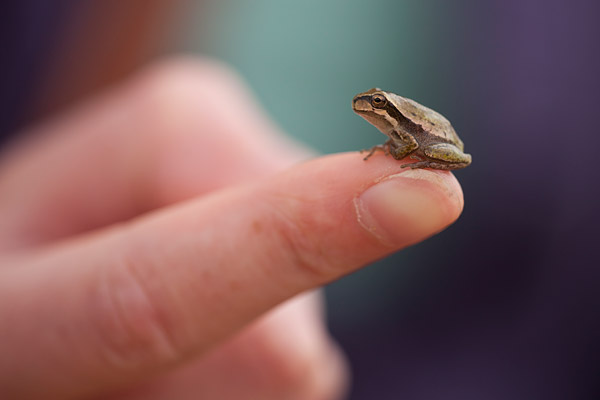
[0,58,464,400]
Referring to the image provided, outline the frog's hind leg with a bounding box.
[401,143,471,170]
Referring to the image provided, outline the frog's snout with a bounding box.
[352,95,371,113]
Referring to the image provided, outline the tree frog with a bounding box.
[352,88,471,170]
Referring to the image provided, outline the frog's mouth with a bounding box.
[354,110,390,131]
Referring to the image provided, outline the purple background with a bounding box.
[329,1,600,399]
[1,1,599,399]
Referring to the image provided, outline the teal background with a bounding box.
[181,0,464,155]
[177,2,478,397]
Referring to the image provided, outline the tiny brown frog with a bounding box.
[352,88,471,170]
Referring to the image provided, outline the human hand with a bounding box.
[0,58,464,399]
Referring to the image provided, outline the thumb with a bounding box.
[1,153,463,399]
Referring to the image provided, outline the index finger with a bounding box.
[1,152,463,399]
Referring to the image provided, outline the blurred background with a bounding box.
[3,0,600,399]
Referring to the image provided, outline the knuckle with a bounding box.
[133,56,246,122]
[140,56,241,88]
[125,57,260,204]
[87,251,182,369]
[111,56,258,207]
[269,199,340,285]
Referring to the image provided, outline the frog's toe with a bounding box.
[361,139,394,160]
[361,144,386,160]
[401,160,468,170]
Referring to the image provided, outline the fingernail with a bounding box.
[354,169,463,246]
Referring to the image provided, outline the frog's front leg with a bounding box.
[363,131,418,161]
[402,143,471,170]
[387,130,419,160]
[361,139,392,160]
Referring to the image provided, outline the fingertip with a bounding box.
[354,168,464,247]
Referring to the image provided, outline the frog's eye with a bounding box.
[371,94,387,109]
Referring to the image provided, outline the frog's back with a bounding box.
[388,93,464,148]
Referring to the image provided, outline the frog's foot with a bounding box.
[361,139,392,160]
[400,160,471,170]
[401,143,472,170]
[361,145,387,160]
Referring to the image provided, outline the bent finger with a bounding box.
[0,57,309,250]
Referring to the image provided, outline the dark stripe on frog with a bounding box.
[354,93,418,132]
[383,101,418,131]
[384,101,454,144]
